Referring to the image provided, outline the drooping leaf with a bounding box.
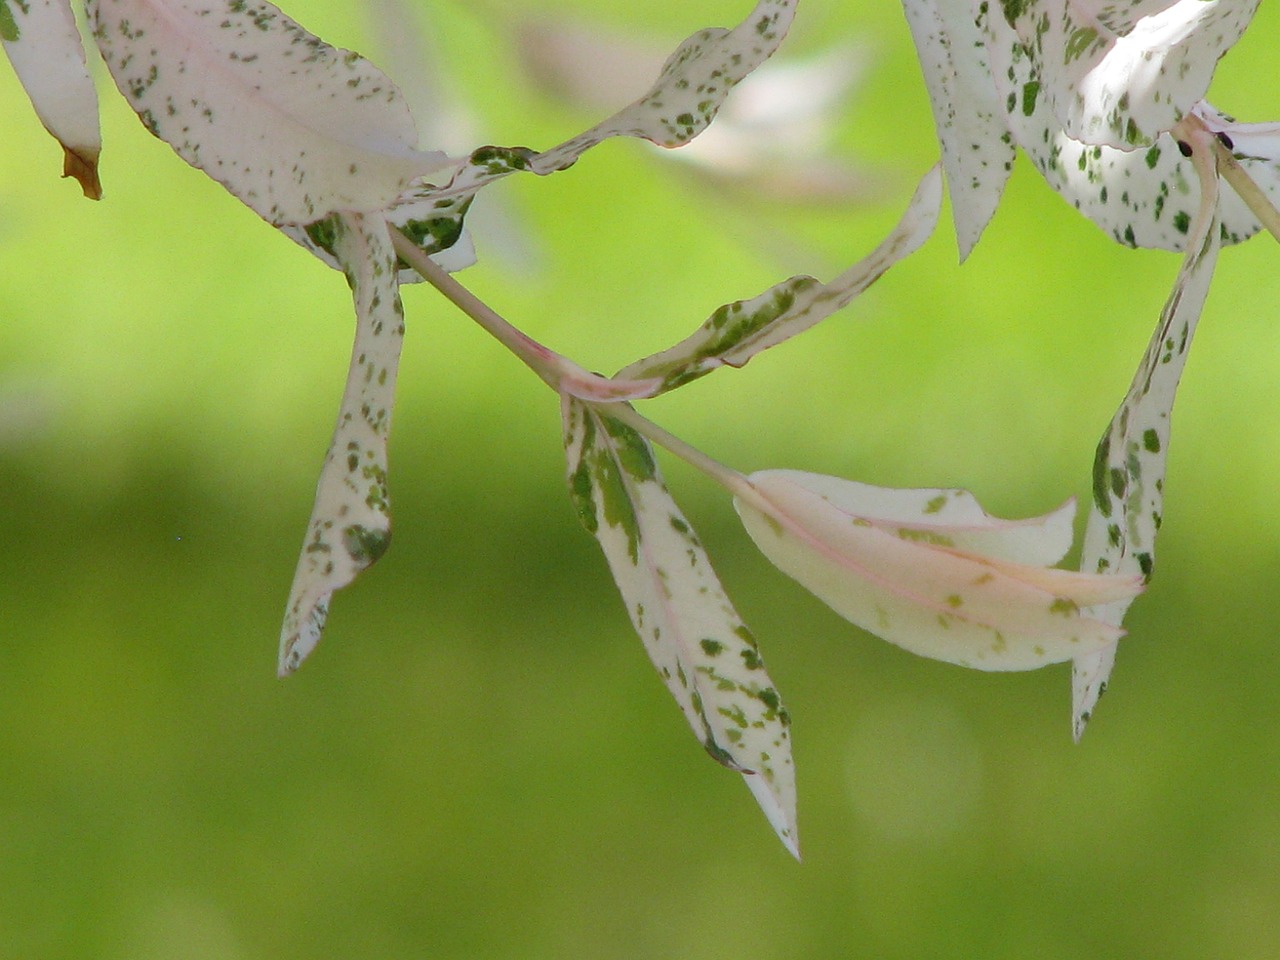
[279,213,405,675]
[1073,133,1222,738]
[2,0,102,197]
[734,470,1143,672]
[901,0,1014,258]
[563,398,798,857]
[88,0,449,225]
[995,0,1258,148]
[615,165,942,393]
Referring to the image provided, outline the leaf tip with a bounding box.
[62,145,102,200]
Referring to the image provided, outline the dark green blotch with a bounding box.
[1137,552,1154,578]
[304,213,343,258]
[740,647,764,670]
[344,524,391,565]
[602,417,657,482]
[0,0,18,42]
[700,638,725,657]
[1092,434,1114,516]
[1173,211,1191,234]
[1144,145,1161,169]
[704,737,744,771]
[469,144,535,175]
[1021,81,1040,117]
[396,197,472,262]
[1142,428,1161,453]
[1109,466,1126,499]
[999,0,1030,25]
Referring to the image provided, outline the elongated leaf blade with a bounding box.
[412,0,796,208]
[617,166,941,392]
[901,0,1013,258]
[736,471,1142,672]
[2,0,102,197]
[88,0,448,224]
[1073,143,1222,738]
[279,213,404,674]
[564,398,798,857]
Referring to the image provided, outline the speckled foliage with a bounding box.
[563,398,798,856]
[1,0,101,196]
[88,0,448,225]
[279,212,405,675]
[8,0,1280,857]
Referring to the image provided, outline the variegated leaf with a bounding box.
[1073,135,1222,738]
[284,188,477,281]
[995,0,1258,148]
[978,4,1270,251]
[735,471,1143,672]
[901,0,1014,258]
[2,0,102,197]
[563,397,798,858]
[88,0,448,225]
[279,213,404,675]
[416,0,796,207]
[616,166,941,392]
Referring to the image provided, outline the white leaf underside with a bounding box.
[89,0,448,225]
[999,0,1259,148]
[2,0,102,196]
[279,213,404,675]
[1073,136,1222,739]
[736,471,1142,672]
[563,398,798,858]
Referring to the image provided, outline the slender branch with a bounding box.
[389,225,662,401]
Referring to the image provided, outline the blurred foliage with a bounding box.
[3,1,1280,957]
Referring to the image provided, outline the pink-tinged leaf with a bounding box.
[901,0,1013,258]
[617,166,941,392]
[564,398,798,858]
[735,471,1143,672]
[2,0,102,197]
[279,213,404,675]
[1073,128,1222,739]
[995,0,1258,148]
[88,0,449,225]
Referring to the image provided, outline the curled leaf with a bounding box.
[735,470,1143,671]
[279,213,405,675]
[564,398,798,857]
[88,0,448,224]
[1073,124,1223,737]
[617,165,942,392]
[3,0,102,197]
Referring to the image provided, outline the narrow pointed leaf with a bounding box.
[88,0,448,225]
[564,398,797,857]
[901,0,1013,258]
[3,0,102,197]
[279,213,404,674]
[1073,141,1222,738]
[735,471,1143,672]
[415,0,796,208]
[617,166,941,392]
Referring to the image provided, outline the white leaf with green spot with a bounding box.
[279,213,404,675]
[901,0,1014,258]
[994,0,1257,148]
[563,398,798,858]
[977,4,1269,251]
[1073,133,1222,738]
[88,0,449,225]
[2,0,102,197]
[734,470,1144,672]
[415,0,796,207]
[617,165,941,392]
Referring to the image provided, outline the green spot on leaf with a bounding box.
[0,0,19,42]
[343,524,391,565]
[700,638,725,657]
[1142,429,1161,453]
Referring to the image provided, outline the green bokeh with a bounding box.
[3,2,1280,957]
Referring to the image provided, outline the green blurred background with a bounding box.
[3,1,1280,957]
